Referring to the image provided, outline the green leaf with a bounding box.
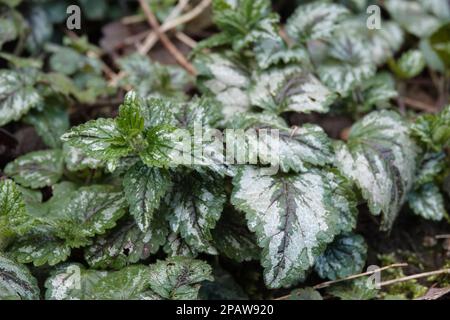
[414,152,447,186]
[84,216,167,269]
[123,162,172,231]
[317,36,376,95]
[428,22,450,71]
[412,105,450,151]
[165,172,226,254]
[194,53,251,120]
[4,149,64,189]
[147,257,213,300]
[0,179,34,236]
[389,49,426,79]
[163,232,199,258]
[0,69,41,126]
[231,166,351,288]
[286,2,349,43]
[25,5,53,53]
[49,185,127,247]
[288,287,323,300]
[24,103,69,148]
[8,227,71,267]
[327,278,377,300]
[335,111,418,230]
[212,209,260,262]
[0,10,20,49]
[63,144,104,172]
[0,254,39,300]
[61,118,131,171]
[314,233,367,280]
[385,0,443,38]
[236,117,335,173]
[117,53,190,100]
[249,66,337,114]
[408,183,447,221]
[45,263,108,300]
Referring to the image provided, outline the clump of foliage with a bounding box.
[0,0,449,300]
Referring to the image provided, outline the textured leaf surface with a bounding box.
[249,66,336,114]
[408,183,446,221]
[24,104,69,148]
[49,185,127,246]
[231,166,349,288]
[389,49,426,79]
[314,233,367,280]
[0,179,33,236]
[317,36,376,94]
[286,2,349,42]
[123,163,172,231]
[0,69,41,126]
[63,144,103,172]
[4,149,64,189]
[335,111,418,230]
[147,257,213,300]
[194,53,251,120]
[61,118,131,170]
[85,216,167,269]
[0,255,39,300]
[8,227,71,267]
[165,172,226,254]
[212,210,260,262]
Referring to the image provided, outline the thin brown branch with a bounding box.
[402,97,438,113]
[380,268,450,287]
[138,0,196,75]
[175,32,198,49]
[138,0,211,54]
[274,263,408,300]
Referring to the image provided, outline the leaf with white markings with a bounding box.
[194,53,251,120]
[249,66,337,114]
[85,216,167,269]
[335,111,418,230]
[317,36,376,95]
[5,149,64,189]
[314,233,367,280]
[0,69,41,126]
[0,254,40,300]
[165,171,226,255]
[231,166,349,288]
[286,2,349,43]
[147,257,213,300]
[408,183,447,221]
[24,103,69,148]
[389,49,426,79]
[123,162,172,231]
[212,209,260,262]
[61,118,131,171]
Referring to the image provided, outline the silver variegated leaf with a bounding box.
[63,144,103,172]
[147,257,213,300]
[335,111,418,230]
[249,66,337,114]
[286,2,350,42]
[85,216,167,269]
[163,232,199,258]
[389,49,426,79]
[48,185,127,247]
[314,233,367,280]
[0,254,40,300]
[0,179,34,236]
[8,226,71,267]
[4,149,64,189]
[408,183,447,221]
[231,166,351,288]
[212,210,260,262]
[165,172,226,255]
[61,118,131,171]
[0,69,41,126]
[317,35,376,94]
[194,53,251,120]
[123,163,172,231]
[385,0,443,38]
[24,103,69,149]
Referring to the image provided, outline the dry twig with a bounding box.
[138,0,197,75]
